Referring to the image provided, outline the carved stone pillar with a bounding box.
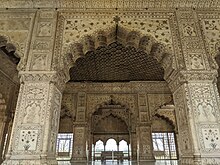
[71,123,88,164]
[88,134,93,162]
[71,91,88,164]
[168,70,220,165]
[130,132,137,161]
[137,124,154,162]
[136,93,154,162]
[2,71,65,165]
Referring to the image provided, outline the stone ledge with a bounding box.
[0,0,220,9]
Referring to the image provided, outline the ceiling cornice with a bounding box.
[0,0,220,9]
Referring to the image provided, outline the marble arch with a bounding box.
[59,23,174,80]
[90,98,132,143]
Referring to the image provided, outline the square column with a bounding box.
[169,71,220,165]
[71,123,88,164]
[137,124,155,162]
[2,72,66,165]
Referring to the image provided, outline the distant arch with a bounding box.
[105,138,117,151]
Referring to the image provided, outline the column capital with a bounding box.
[167,70,218,92]
[19,70,69,92]
[73,122,88,127]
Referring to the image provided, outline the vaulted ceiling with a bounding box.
[69,42,164,82]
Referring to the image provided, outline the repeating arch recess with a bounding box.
[63,27,174,80]
[0,36,20,65]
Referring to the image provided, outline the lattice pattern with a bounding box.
[69,42,164,82]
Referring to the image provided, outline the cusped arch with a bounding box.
[95,98,129,111]
[94,113,129,129]
[91,97,133,126]
[63,27,174,81]
[154,113,175,129]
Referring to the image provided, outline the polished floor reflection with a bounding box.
[58,160,179,165]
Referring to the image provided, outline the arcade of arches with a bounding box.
[1,1,220,165]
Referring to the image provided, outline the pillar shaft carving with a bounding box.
[2,72,65,165]
[175,10,214,71]
[71,124,88,163]
[130,132,137,161]
[136,125,154,161]
[170,70,220,165]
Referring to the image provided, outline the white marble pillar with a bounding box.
[2,72,65,165]
[71,123,87,164]
[169,71,220,165]
[137,124,155,162]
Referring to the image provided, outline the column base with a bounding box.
[180,156,220,165]
[70,158,87,165]
[2,155,58,165]
[138,160,156,165]
[139,155,155,162]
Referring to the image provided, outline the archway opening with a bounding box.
[93,140,104,161]
[151,115,178,160]
[106,139,117,151]
[119,140,129,159]
[90,98,132,162]
[60,27,175,163]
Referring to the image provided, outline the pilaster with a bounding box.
[130,131,137,161]
[71,92,88,164]
[70,123,88,164]
[2,71,66,165]
[136,123,155,162]
[136,93,154,162]
[168,70,220,165]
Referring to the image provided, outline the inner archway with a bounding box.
[61,27,176,164]
[90,98,132,162]
[106,139,117,151]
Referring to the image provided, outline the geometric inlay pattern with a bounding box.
[69,42,164,82]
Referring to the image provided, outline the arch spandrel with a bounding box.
[55,13,176,77]
[0,11,35,71]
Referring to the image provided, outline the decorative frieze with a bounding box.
[0,0,220,9]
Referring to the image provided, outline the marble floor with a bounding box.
[58,160,179,165]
